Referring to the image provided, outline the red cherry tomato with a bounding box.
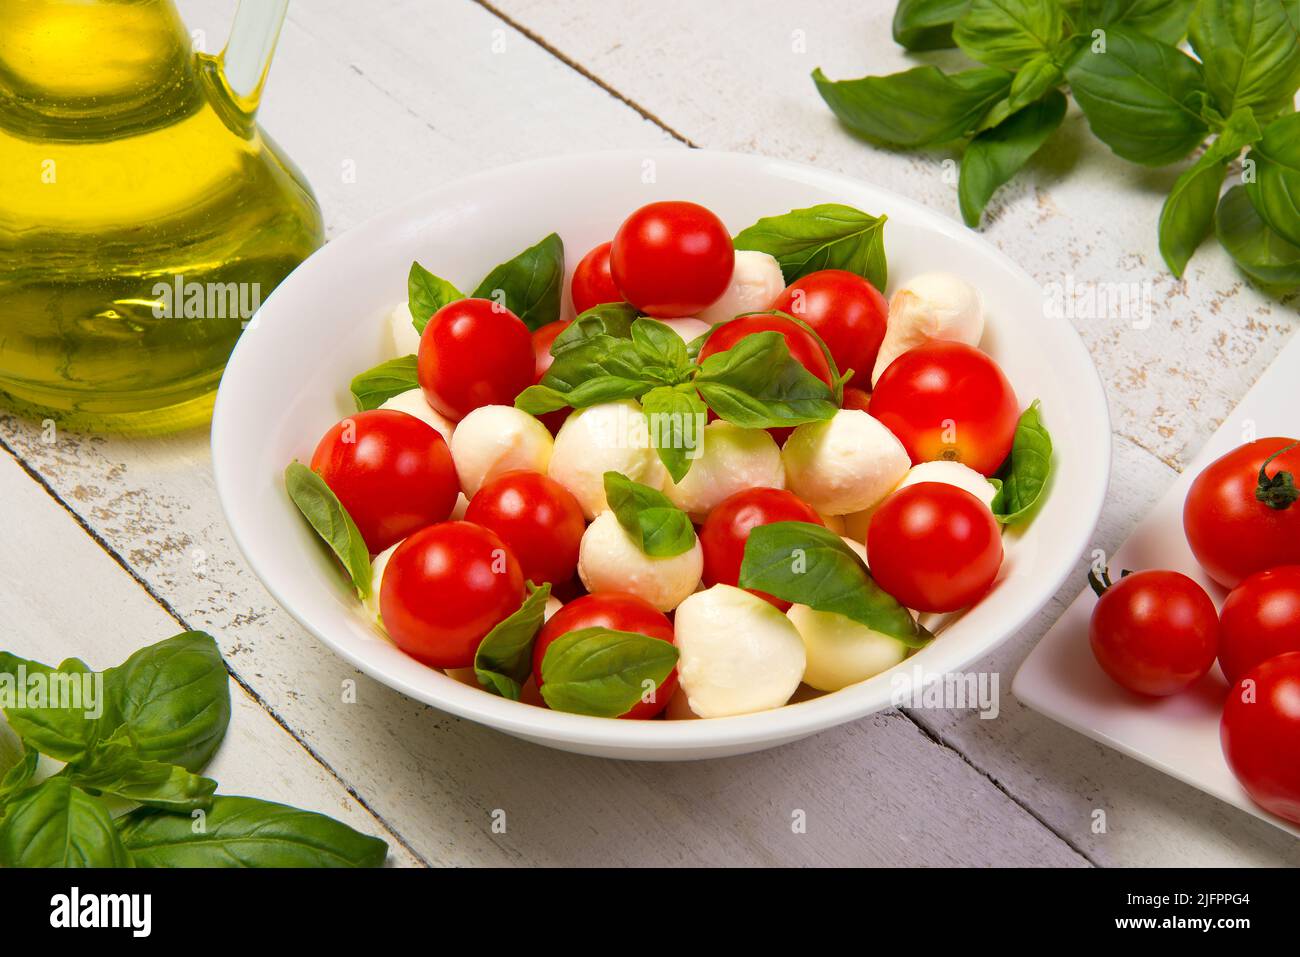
[866,482,1002,613]
[610,201,733,317]
[842,386,872,412]
[700,487,823,611]
[532,592,677,719]
[380,522,524,668]
[1219,566,1300,685]
[310,409,458,554]
[1087,568,1219,697]
[571,241,622,315]
[529,319,571,435]
[1184,438,1300,588]
[772,269,887,390]
[1221,650,1300,825]
[869,340,1019,476]
[464,470,586,586]
[417,297,534,421]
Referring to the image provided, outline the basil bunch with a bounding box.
[0,632,387,867]
[820,0,1300,289]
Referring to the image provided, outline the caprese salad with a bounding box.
[286,198,1052,722]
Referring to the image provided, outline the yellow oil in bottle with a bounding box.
[0,0,323,432]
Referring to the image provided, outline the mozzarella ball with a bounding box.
[577,511,702,612]
[697,250,785,325]
[450,404,553,497]
[872,273,984,385]
[363,540,402,630]
[782,409,910,515]
[658,316,711,343]
[843,460,996,541]
[787,604,910,692]
[664,421,784,518]
[387,301,422,357]
[379,388,455,443]
[548,400,668,519]
[819,512,846,535]
[674,584,806,717]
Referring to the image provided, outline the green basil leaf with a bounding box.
[0,746,38,805]
[66,739,216,813]
[1006,53,1065,112]
[1073,0,1196,45]
[471,233,565,331]
[551,302,639,353]
[630,318,690,374]
[540,334,647,393]
[813,66,1013,148]
[953,0,1067,70]
[516,375,651,415]
[734,203,888,290]
[117,795,388,867]
[1064,26,1209,166]
[539,627,679,718]
[349,354,419,412]
[992,400,1054,524]
[738,522,931,649]
[1158,108,1262,276]
[640,384,708,484]
[959,90,1067,226]
[474,583,552,700]
[893,0,970,50]
[0,654,112,763]
[1189,0,1300,121]
[285,462,373,600]
[1244,112,1300,247]
[1215,185,1300,289]
[603,471,696,557]
[0,777,130,867]
[408,262,463,334]
[695,331,838,428]
[102,632,231,773]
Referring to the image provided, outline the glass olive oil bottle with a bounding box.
[0,0,322,432]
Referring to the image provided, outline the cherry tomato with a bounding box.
[530,319,571,435]
[310,409,458,554]
[610,201,733,317]
[380,522,524,668]
[1221,650,1300,825]
[842,386,872,412]
[464,469,586,586]
[772,269,887,389]
[866,482,1002,613]
[696,313,834,386]
[532,592,677,719]
[1219,566,1300,685]
[700,487,823,610]
[1087,568,1219,697]
[1184,438,1300,588]
[418,297,534,421]
[570,241,622,314]
[869,340,1019,476]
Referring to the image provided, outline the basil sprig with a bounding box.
[738,522,932,649]
[474,582,552,701]
[285,462,373,599]
[350,354,419,412]
[958,90,1066,227]
[1215,185,1300,288]
[733,202,888,290]
[539,627,679,718]
[1244,112,1300,248]
[990,399,1053,524]
[408,262,463,333]
[604,472,696,558]
[696,331,840,428]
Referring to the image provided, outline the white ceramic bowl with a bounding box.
[213,149,1110,760]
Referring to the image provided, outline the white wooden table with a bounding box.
[3,0,1297,867]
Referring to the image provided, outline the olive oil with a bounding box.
[0,0,322,432]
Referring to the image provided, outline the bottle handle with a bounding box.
[219,0,290,115]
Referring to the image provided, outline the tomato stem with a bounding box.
[1088,566,1114,597]
[1256,441,1299,511]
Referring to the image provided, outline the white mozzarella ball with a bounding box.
[674,584,806,717]
[786,604,910,692]
[379,388,455,444]
[450,493,469,520]
[819,512,846,535]
[843,460,996,541]
[663,421,784,518]
[577,511,702,612]
[657,317,711,343]
[697,250,785,325]
[450,404,554,498]
[872,273,984,385]
[782,409,910,515]
[840,535,868,565]
[363,540,402,630]
[543,595,563,621]
[387,301,423,357]
[548,399,668,519]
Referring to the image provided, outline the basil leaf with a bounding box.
[603,471,696,558]
[539,627,679,718]
[0,746,38,804]
[991,400,1053,524]
[1158,108,1261,276]
[285,462,373,599]
[474,583,552,700]
[540,334,646,393]
[551,302,639,352]
[695,331,839,428]
[959,90,1067,226]
[349,354,419,412]
[893,0,970,50]
[408,262,463,334]
[0,777,130,867]
[0,654,112,763]
[813,66,1012,148]
[1189,0,1300,121]
[1245,112,1300,247]
[103,632,231,773]
[471,233,565,331]
[65,739,217,813]
[640,384,708,484]
[631,318,689,374]
[1006,53,1064,113]
[117,795,388,867]
[1064,26,1209,166]
[734,203,888,290]
[1215,185,1300,289]
[738,522,931,649]
[953,0,1067,71]
[1073,0,1196,45]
